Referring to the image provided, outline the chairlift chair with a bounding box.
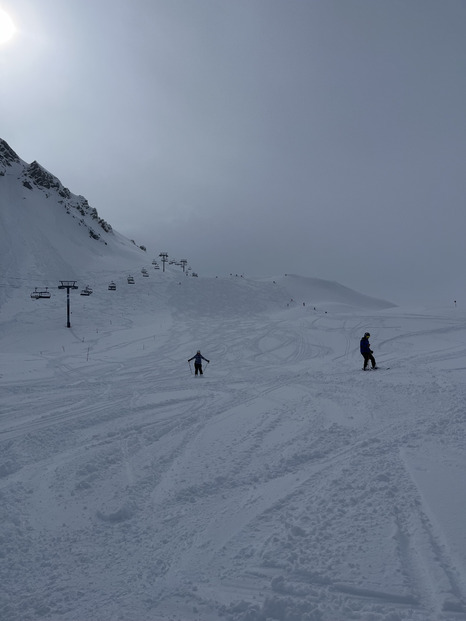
[31,287,51,299]
[127,276,135,284]
[108,281,116,290]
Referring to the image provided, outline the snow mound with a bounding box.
[277,274,395,310]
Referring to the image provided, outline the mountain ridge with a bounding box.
[1,138,113,238]
[0,138,147,290]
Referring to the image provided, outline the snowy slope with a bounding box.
[0,138,146,309]
[1,262,466,621]
[1,138,465,621]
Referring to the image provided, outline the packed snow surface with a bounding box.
[1,268,466,621]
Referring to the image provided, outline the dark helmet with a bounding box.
[364,332,370,337]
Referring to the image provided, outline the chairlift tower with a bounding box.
[58,280,78,327]
[180,259,188,273]
[159,252,168,272]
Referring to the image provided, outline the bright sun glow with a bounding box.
[0,8,16,44]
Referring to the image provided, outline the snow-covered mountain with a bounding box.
[0,138,146,304]
[0,138,394,313]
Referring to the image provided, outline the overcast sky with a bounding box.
[1,0,466,304]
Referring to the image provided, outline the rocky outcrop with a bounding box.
[0,138,21,173]
[24,161,71,198]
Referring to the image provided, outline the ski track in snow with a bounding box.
[1,271,466,621]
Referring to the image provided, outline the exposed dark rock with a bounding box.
[25,161,71,199]
[0,139,21,171]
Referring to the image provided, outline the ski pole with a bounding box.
[188,360,193,375]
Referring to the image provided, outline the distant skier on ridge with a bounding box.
[188,350,210,375]
[360,332,378,370]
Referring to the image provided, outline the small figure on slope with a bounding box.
[360,332,378,370]
[188,350,210,375]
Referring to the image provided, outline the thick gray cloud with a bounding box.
[2,0,466,303]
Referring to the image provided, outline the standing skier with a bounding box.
[360,332,377,370]
[188,350,210,375]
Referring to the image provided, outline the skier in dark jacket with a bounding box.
[360,332,377,370]
[188,350,210,375]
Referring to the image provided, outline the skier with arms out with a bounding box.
[188,350,210,375]
[360,332,378,370]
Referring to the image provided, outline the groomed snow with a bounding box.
[1,268,466,621]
